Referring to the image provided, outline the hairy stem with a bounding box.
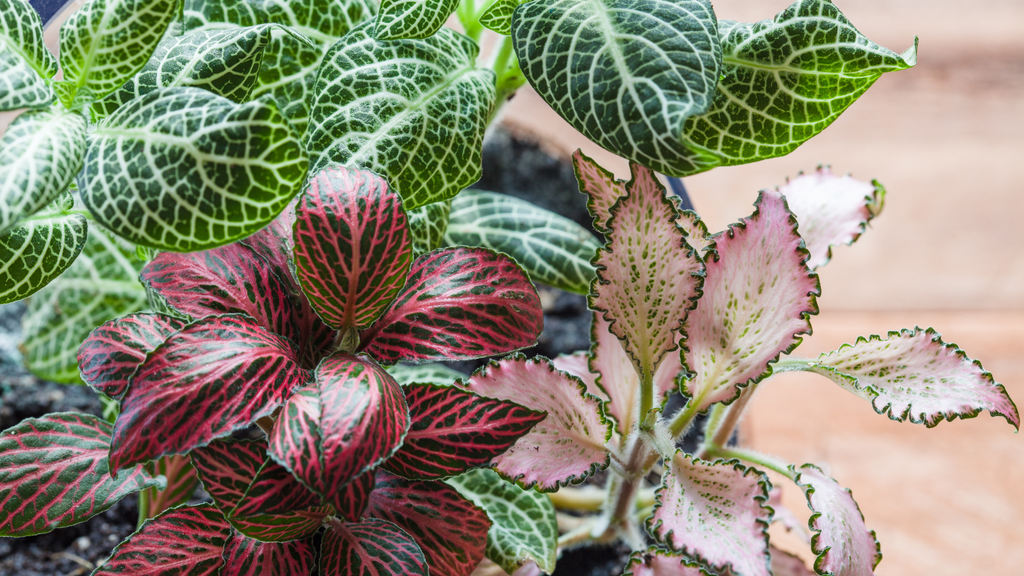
[771,357,816,373]
[666,396,702,439]
[707,445,796,480]
[638,369,655,431]
[547,486,606,512]
[698,386,756,459]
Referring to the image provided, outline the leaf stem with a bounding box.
[458,0,483,43]
[706,445,796,481]
[697,386,755,459]
[136,490,150,529]
[771,357,816,373]
[547,486,605,512]
[638,369,654,431]
[666,396,702,439]
[487,35,525,126]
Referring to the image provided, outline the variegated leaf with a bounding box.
[647,453,772,576]
[0,413,163,537]
[361,247,544,364]
[374,0,458,40]
[479,0,516,36]
[513,0,721,176]
[408,200,451,257]
[794,464,880,576]
[806,328,1020,429]
[322,518,429,575]
[294,166,413,330]
[232,457,321,518]
[572,150,625,233]
[335,468,375,522]
[78,313,188,400]
[93,503,231,575]
[779,167,885,270]
[0,0,56,111]
[447,468,558,574]
[80,86,307,252]
[383,383,545,480]
[306,23,495,209]
[143,454,200,517]
[0,195,87,305]
[0,107,86,235]
[387,363,466,387]
[368,470,491,576]
[466,356,610,491]
[268,385,324,496]
[682,191,819,413]
[623,548,708,576]
[222,532,316,576]
[445,190,601,295]
[675,209,715,262]
[109,315,307,472]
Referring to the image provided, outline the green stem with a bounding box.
[137,490,151,529]
[487,35,525,125]
[638,369,654,431]
[771,357,816,373]
[457,0,483,43]
[667,396,702,439]
[697,385,756,459]
[707,445,796,480]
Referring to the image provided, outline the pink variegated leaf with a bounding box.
[778,167,884,270]
[0,413,163,537]
[294,166,414,330]
[361,247,544,364]
[647,453,772,576]
[623,548,708,576]
[368,470,490,576]
[232,458,321,518]
[466,356,610,491]
[675,209,715,262]
[591,161,704,381]
[794,464,880,576]
[93,503,231,575]
[808,327,1020,429]
[322,518,429,576]
[335,468,375,522]
[768,487,811,543]
[78,313,188,400]
[572,150,626,232]
[771,546,816,576]
[682,191,819,413]
[268,385,324,497]
[109,315,307,472]
[144,454,200,517]
[222,532,316,576]
[383,383,546,480]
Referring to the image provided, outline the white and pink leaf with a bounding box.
[794,464,880,576]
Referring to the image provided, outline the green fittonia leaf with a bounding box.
[374,0,458,40]
[80,87,307,252]
[445,190,601,294]
[407,200,451,257]
[307,23,496,209]
[673,0,917,175]
[479,0,517,36]
[0,0,57,110]
[447,468,558,574]
[512,0,721,176]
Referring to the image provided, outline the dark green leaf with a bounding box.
[0,194,87,305]
[0,0,57,110]
[407,200,450,257]
[479,0,516,36]
[374,0,459,40]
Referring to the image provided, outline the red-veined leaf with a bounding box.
[682,191,819,414]
[623,548,708,576]
[110,314,308,472]
[93,503,231,575]
[794,464,880,576]
[144,454,199,517]
[322,518,429,576]
[222,532,316,576]
[778,167,884,270]
[361,247,544,364]
[368,470,490,576]
[230,505,331,543]
[572,150,625,233]
[294,166,414,330]
[383,383,546,480]
[0,413,162,537]
[78,313,188,400]
[647,453,772,576]
[268,385,324,497]
[466,356,610,491]
[232,458,321,518]
[335,468,375,522]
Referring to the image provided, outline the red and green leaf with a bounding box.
[231,458,321,518]
[335,468,375,522]
[222,532,316,576]
[321,518,429,576]
[794,464,880,576]
[143,454,200,517]
[109,314,308,472]
[572,149,626,233]
[78,313,188,400]
[360,247,544,364]
[0,413,162,537]
[230,505,330,543]
[368,470,491,576]
[268,385,324,497]
[383,383,546,480]
[294,166,414,330]
[93,503,231,575]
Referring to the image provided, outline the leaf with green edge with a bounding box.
[93,503,231,575]
[222,532,316,576]
[408,200,451,257]
[793,464,880,576]
[80,86,307,252]
[647,452,773,576]
[78,313,188,400]
[109,314,308,473]
[0,195,87,305]
[622,548,709,576]
[0,107,86,235]
[59,0,179,102]
[445,189,601,294]
[513,0,721,176]
[383,383,545,480]
[672,0,917,176]
[0,0,57,111]
[805,327,1020,430]
[447,468,557,574]
[307,22,496,210]
[466,355,610,492]
[360,247,544,365]
[20,226,148,383]
[777,167,885,270]
[479,0,516,36]
[322,518,429,576]
[368,469,491,576]
[294,166,413,330]
[232,455,322,518]
[681,190,819,414]
[0,413,163,538]
[144,454,200,517]
[675,209,715,262]
[387,363,466,387]
[374,0,458,40]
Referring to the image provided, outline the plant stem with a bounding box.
[136,490,150,529]
[457,0,482,43]
[638,369,654,431]
[666,396,702,439]
[487,35,525,125]
[771,357,816,373]
[547,486,606,512]
[697,386,755,459]
[706,445,795,481]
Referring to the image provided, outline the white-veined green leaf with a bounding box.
[58,0,179,104]
[512,0,721,176]
[307,22,496,210]
[407,200,451,257]
[79,86,308,252]
[479,0,516,36]
[445,190,600,294]
[374,0,459,40]
[20,226,147,383]
[0,0,57,110]
[0,107,87,234]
